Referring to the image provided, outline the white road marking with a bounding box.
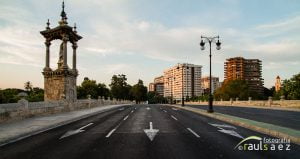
[218,129,244,139]
[163,110,167,113]
[187,128,200,138]
[146,107,151,110]
[105,129,116,138]
[172,108,178,111]
[123,115,129,121]
[131,110,134,113]
[209,123,243,139]
[171,115,178,121]
[79,123,94,130]
[119,107,124,111]
[60,123,93,139]
[209,123,236,129]
[144,122,159,141]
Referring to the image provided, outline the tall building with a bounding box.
[163,63,202,100]
[154,76,164,96]
[148,76,164,96]
[148,83,155,92]
[275,76,281,92]
[224,57,264,94]
[201,76,221,94]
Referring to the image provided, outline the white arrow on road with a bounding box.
[60,123,93,139]
[144,122,159,141]
[209,123,243,139]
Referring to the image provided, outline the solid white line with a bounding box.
[123,115,129,120]
[79,123,93,130]
[171,115,178,121]
[187,128,200,138]
[105,129,116,138]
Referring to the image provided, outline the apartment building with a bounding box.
[224,57,264,94]
[201,76,221,94]
[163,63,202,100]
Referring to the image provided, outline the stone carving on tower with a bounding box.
[40,1,82,101]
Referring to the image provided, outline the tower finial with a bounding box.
[74,23,77,33]
[60,0,67,22]
[46,19,50,29]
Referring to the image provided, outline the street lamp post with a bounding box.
[177,64,189,106]
[169,77,175,104]
[200,35,221,113]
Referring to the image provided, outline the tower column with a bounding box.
[44,40,51,70]
[62,35,68,69]
[72,42,77,70]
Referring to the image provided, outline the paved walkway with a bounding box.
[0,104,127,146]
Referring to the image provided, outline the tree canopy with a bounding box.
[130,79,147,103]
[214,80,252,100]
[77,77,110,99]
[281,73,300,100]
[109,74,132,100]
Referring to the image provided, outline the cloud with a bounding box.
[254,15,300,37]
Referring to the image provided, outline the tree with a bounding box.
[130,79,147,104]
[97,83,110,99]
[147,91,167,104]
[214,80,253,100]
[24,81,33,92]
[281,73,300,100]
[0,88,23,103]
[77,77,98,99]
[27,87,44,102]
[109,74,132,100]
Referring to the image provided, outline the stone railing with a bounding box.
[0,96,133,123]
[185,97,300,109]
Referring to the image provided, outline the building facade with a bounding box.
[224,57,264,94]
[275,76,281,92]
[153,76,164,96]
[148,83,155,92]
[149,76,164,96]
[163,63,202,100]
[201,76,221,94]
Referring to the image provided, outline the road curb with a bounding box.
[168,105,300,145]
[0,104,129,147]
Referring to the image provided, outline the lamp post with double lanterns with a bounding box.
[177,64,189,106]
[169,77,175,104]
[200,35,221,113]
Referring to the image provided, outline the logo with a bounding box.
[234,136,291,151]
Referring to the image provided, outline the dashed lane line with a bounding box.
[105,129,116,138]
[187,128,200,138]
[123,115,129,121]
[171,115,178,121]
[105,108,135,138]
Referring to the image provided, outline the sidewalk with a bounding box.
[185,103,300,112]
[0,104,128,146]
[168,105,300,145]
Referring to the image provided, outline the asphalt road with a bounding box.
[0,104,299,159]
[187,104,300,130]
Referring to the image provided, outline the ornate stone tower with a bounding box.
[40,2,82,101]
[275,75,281,92]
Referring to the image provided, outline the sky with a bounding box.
[0,0,299,89]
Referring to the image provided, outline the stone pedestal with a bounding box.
[43,69,77,102]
